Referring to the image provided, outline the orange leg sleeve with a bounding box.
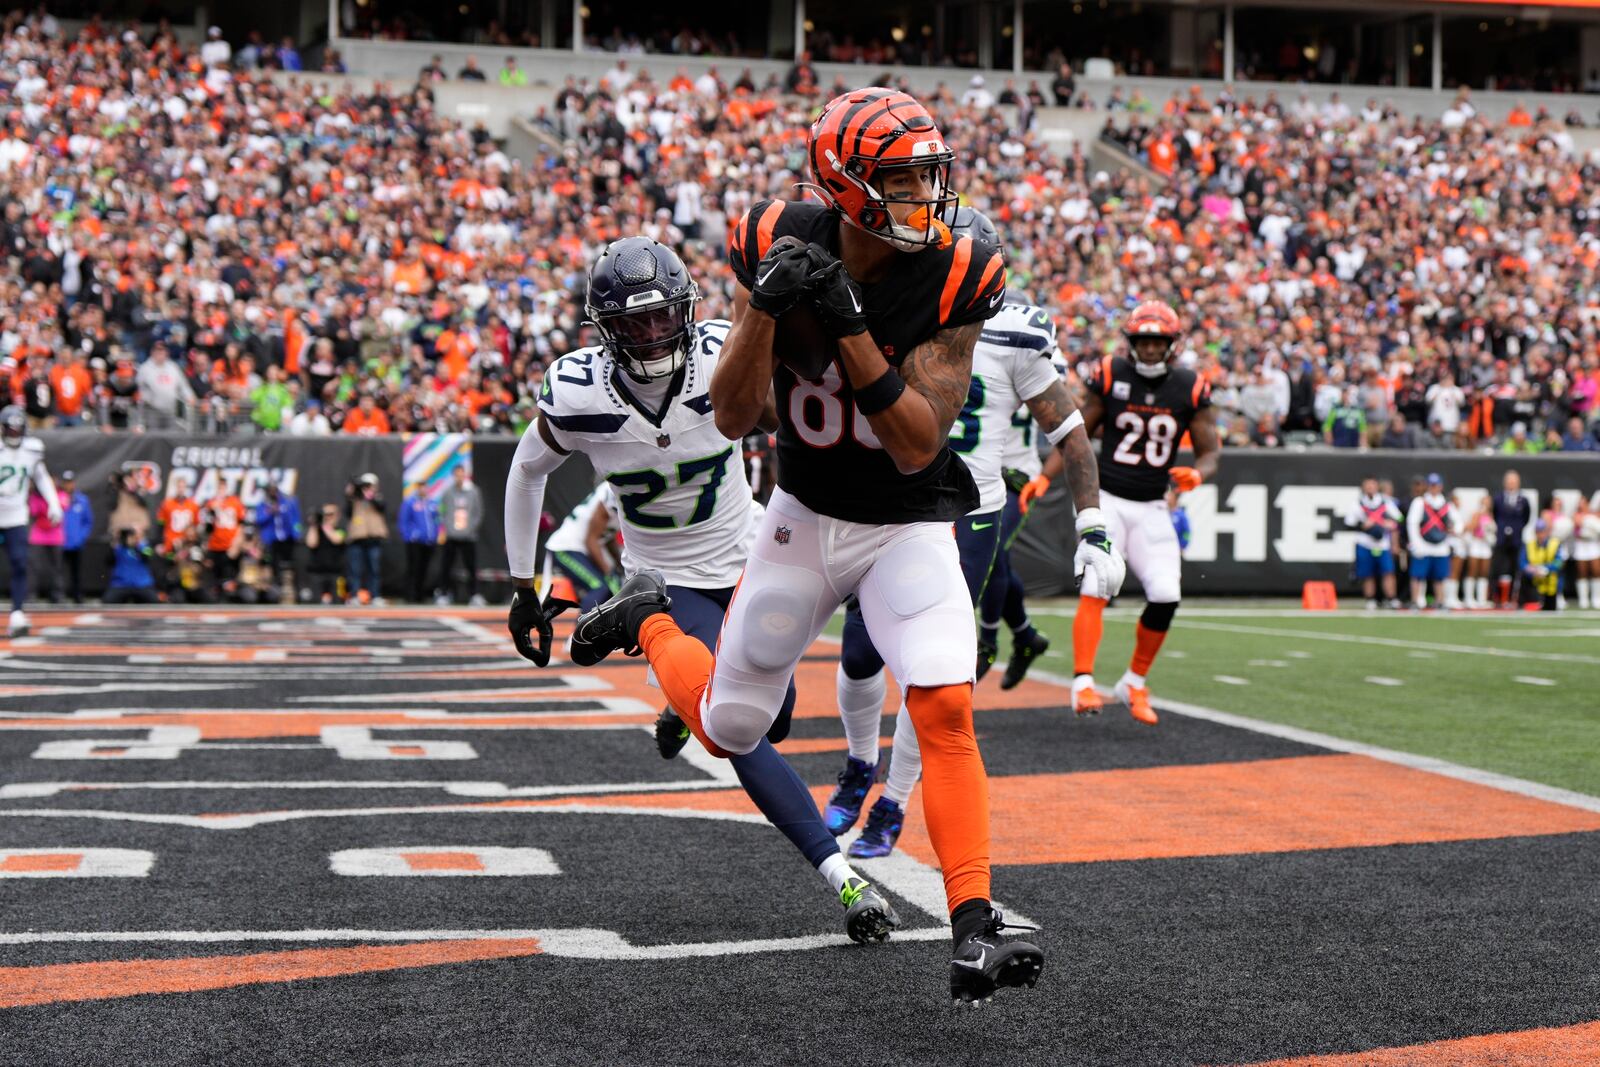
[1073,595,1107,675]
[638,614,730,759]
[904,684,991,914]
[1130,621,1168,677]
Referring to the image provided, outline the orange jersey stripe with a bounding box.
[966,252,1004,308]
[938,237,974,324]
[755,200,787,260]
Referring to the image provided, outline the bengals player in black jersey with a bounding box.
[1071,300,1221,725]
[568,87,1121,1005]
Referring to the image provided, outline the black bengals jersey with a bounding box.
[1083,355,1211,502]
[729,198,1006,524]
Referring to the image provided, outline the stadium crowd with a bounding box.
[0,15,1596,457]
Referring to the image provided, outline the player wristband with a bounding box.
[1044,409,1084,446]
[853,367,906,416]
[1075,506,1106,534]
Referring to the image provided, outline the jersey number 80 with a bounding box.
[788,365,883,450]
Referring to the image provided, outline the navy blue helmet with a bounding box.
[0,406,23,447]
[584,237,699,381]
[946,205,999,248]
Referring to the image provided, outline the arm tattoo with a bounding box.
[900,321,981,437]
[1026,380,1079,437]
[1028,381,1100,511]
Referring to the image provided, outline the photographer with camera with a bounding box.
[305,504,348,604]
[255,483,303,592]
[344,473,388,605]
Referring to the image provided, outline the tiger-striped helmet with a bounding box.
[806,87,956,252]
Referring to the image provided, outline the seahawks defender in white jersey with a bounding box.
[827,266,1122,859]
[979,346,1073,688]
[0,407,62,636]
[502,237,899,944]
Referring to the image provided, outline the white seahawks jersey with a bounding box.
[545,484,614,554]
[537,320,753,588]
[948,304,1061,513]
[0,437,49,528]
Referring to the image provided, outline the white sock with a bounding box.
[1477,577,1490,607]
[1072,674,1096,695]
[1444,580,1460,608]
[817,852,861,893]
[1120,669,1147,690]
[837,665,886,765]
[1589,578,1600,608]
[1579,581,1591,610]
[881,702,921,807]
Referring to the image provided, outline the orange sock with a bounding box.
[1073,596,1107,675]
[638,614,730,758]
[905,684,991,913]
[1130,622,1167,678]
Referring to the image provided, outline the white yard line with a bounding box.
[1129,619,1600,666]
[1030,667,1600,815]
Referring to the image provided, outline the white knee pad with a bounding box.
[703,684,780,755]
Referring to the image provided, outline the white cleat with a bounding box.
[7,609,28,638]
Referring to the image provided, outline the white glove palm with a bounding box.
[1074,507,1126,600]
[47,504,63,527]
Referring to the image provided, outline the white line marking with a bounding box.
[1285,651,1312,659]
[1212,675,1250,686]
[1029,667,1600,814]
[301,676,613,701]
[1490,628,1600,639]
[1246,660,1287,668]
[1164,620,1600,666]
[1513,676,1558,687]
[1364,676,1405,687]
[0,926,955,957]
[0,848,153,878]
[329,846,561,877]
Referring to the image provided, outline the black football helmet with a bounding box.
[0,406,23,447]
[584,237,699,382]
[946,205,999,248]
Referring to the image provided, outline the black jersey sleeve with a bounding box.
[935,234,1008,330]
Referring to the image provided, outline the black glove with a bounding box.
[805,245,867,338]
[508,587,575,667]
[747,235,816,318]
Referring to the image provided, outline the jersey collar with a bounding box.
[608,358,688,428]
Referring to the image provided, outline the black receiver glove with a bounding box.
[508,587,576,667]
[747,235,818,318]
[804,244,868,338]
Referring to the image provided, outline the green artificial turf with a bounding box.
[1012,604,1600,798]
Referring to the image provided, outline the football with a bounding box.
[772,300,838,381]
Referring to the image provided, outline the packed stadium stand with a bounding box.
[0,8,1596,453]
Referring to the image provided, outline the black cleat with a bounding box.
[999,630,1050,690]
[975,639,998,683]
[840,877,900,944]
[568,570,671,667]
[654,706,690,759]
[950,909,1044,1006]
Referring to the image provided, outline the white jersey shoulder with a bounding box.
[0,437,45,528]
[538,319,750,588]
[955,304,1061,512]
